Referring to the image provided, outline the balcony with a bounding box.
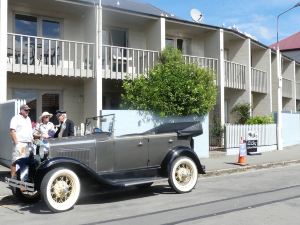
[102,45,219,81]
[224,60,246,89]
[282,78,293,98]
[102,45,159,80]
[7,33,94,78]
[251,67,267,93]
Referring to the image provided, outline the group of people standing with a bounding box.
[9,104,74,177]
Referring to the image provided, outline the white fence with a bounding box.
[225,124,277,155]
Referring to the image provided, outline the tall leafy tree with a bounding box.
[121,47,217,117]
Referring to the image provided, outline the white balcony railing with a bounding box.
[7,33,94,78]
[183,55,218,83]
[282,78,293,98]
[224,60,246,89]
[296,82,300,99]
[251,67,267,93]
[102,45,159,79]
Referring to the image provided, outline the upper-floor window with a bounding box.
[165,37,191,55]
[15,14,61,38]
[103,28,127,47]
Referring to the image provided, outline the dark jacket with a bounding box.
[54,119,74,138]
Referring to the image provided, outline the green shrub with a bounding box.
[245,115,274,124]
[231,103,251,124]
[121,46,217,117]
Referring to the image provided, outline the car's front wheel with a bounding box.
[40,168,80,213]
[168,157,198,193]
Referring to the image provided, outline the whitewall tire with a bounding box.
[41,168,80,213]
[168,157,198,193]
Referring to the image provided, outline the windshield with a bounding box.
[84,114,115,135]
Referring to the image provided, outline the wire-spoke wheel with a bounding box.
[168,157,198,193]
[41,168,80,212]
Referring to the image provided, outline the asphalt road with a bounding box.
[1,165,300,225]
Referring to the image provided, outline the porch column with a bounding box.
[83,3,102,120]
[160,17,165,50]
[0,0,7,102]
[219,29,225,128]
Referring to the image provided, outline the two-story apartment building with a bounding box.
[1,0,300,128]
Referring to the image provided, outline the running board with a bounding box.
[5,177,35,192]
[105,177,168,187]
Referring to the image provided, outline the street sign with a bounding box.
[247,131,258,154]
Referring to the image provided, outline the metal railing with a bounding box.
[102,45,159,79]
[282,78,293,98]
[224,60,246,89]
[7,33,94,78]
[251,67,268,93]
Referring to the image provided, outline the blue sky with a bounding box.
[140,0,300,46]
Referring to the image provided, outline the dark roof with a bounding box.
[270,31,300,51]
[101,0,177,18]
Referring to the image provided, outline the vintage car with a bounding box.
[6,114,205,212]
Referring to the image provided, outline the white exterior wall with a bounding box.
[7,74,84,125]
[225,36,251,122]
[0,0,8,102]
[7,2,86,42]
[251,48,272,115]
[146,19,164,51]
[205,30,225,126]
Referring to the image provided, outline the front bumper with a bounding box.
[5,177,35,192]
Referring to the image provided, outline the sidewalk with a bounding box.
[201,144,300,176]
[0,145,300,197]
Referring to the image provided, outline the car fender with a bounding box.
[161,146,206,175]
[34,157,110,190]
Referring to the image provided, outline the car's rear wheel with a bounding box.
[168,157,198,193]
[41,168,80,213]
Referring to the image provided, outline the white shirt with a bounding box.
[10,114,33,143]
[35,121,55,138]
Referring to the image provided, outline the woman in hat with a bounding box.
[34,112,56,139]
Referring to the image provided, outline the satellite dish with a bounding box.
[190,8,203,23]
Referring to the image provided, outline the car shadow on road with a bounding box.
[78,184,176,205]
[0,184,176,214]
[0,171,10,182]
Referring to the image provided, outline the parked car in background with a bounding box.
[6,114,205,212]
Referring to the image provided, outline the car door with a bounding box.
[113,135,148,171]
[147,132,178,167]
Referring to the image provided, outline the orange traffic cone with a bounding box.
[237,137,247,165]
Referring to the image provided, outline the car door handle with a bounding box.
[168,139,173,143]
[138,141,143,146]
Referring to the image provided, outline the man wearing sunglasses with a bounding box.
[9,104,33,177]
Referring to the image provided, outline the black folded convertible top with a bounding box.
[146,122,203,137]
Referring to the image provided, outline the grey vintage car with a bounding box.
[6,114,205,212]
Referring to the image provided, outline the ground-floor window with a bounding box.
[12,89,61,123]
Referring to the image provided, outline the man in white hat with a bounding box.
[34,111,56,139]
[9,104,33,177]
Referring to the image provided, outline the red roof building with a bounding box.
[270,31,300,62]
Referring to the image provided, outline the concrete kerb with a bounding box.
[203,159,300,177]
